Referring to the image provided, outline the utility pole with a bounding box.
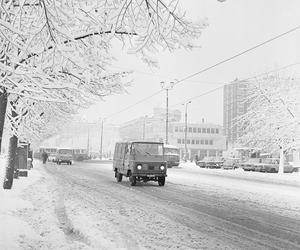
[87,128,90,156]
[183,101,191,161]
[100,119,104,159]
[142,116,147,140]
[161,81,174,144]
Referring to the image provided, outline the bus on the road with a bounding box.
[164,144,180,168]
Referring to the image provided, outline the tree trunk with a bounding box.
[278,146,284,174]
[0,88,8,153]
[3,135,18,189]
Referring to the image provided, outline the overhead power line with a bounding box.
[104,25,300,120]
[173,25,300,86]
[170,61,300,108]
[105,90,163,119]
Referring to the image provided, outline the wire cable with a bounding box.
[170,61,300,108]
[104,25,300,120]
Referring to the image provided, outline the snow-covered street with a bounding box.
[2,160,300,250]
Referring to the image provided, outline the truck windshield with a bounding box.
[164,148,179,155]
[58,149,72,154]
[132,143,163,156]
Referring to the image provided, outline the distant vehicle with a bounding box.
[113,141,167,186]
[240,158,262,171]
[36,147,57,162]
[196,157,223,169]
[164,144,180,168]
[72,148,88,161]
[222,158,239,170]
[55,148,73,165]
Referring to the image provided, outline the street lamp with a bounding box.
[183,101,192,161]
[99,119,104,159]
[142,115,147,140]
[161,81,174,144]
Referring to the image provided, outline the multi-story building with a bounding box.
[223,79,248,146]
[119,108,227,160]
[169,122,226,160]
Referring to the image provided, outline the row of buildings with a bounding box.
[118,79,249,160]
[119,107,227,160]
[38,79,252,160]
[38,78,300,165]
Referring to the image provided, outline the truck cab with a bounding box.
[55,148,73,165]
[113,141,167,186]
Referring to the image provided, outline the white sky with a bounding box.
[79,0,300,126]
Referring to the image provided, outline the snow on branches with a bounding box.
[237,75,300,153]
[0,0,206,142]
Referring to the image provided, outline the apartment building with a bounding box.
[223,79,248,146]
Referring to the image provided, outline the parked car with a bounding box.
[259,158,295,173]
[240,158,262,171]
[196,157,223,169]
[222,158,240,170]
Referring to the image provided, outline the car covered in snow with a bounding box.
[240,158,262,171]
[113,141,167,186]
[196,157,223,169]
[222,158,240,170]
[258,158,295,173]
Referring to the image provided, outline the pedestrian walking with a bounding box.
[42,151,48,164]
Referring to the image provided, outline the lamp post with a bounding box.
[161,81,174,144]
[142,115,147,140]
[100,119,104,159]
[183,101,192,161]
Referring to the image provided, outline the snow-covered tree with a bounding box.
[1,0,207,188]
[237,75,300,173]
[0,0,206,146]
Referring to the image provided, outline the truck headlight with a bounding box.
[160,165,165,170]
[137,165,142,170]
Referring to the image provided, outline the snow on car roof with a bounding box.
[164,144,179,149]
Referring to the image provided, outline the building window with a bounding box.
[188,127,192,133]
[216,128,219,134]
[202,128,206,133]
[209,140,213,145]
[211,128,215,134]
[201,139,204,144]
[175,127,178,132]
[196,140,199,144]
[179,127,183,132]
[193,128,197,133]
[207,128,210,133]
[192,139,195,144]
[187,139,190,144]
[205,140,208,145]
[198,128,201,133]
[177,139,181,144]
[182,139,185,144]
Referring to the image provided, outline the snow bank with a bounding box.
[0,154,7,185]
[0,161,42,250]
[176,161,300,186]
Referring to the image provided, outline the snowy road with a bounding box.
[18,161,300,250]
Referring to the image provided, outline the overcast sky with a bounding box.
[78,0,300,126]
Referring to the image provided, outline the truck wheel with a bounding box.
[117,172,123,182]
[129,176,136,186]
[158,177,165,186]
